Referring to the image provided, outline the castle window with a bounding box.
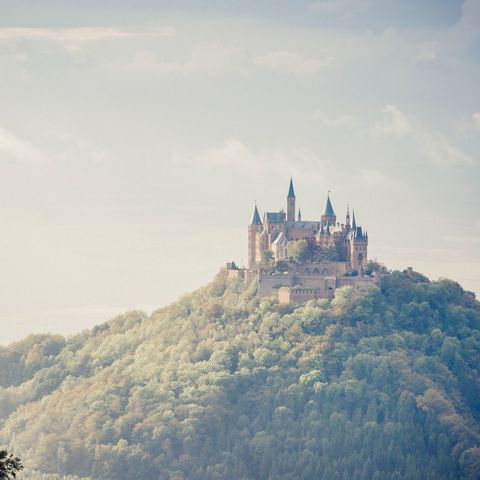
[313,268,320,276]
[305,268,311,275]
[322,268,328,276]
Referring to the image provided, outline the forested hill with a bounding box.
[1,271,480,480]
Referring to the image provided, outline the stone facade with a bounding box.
[239,179,379,304]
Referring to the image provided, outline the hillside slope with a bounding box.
[1,270,480,480]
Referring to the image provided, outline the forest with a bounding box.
[0,269,479,479]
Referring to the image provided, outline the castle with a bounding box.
[229,179,381,303]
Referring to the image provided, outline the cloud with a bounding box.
[473,113,480,129]
[371,105,411,137]
[254,51,333,77]
[0,127,44,163]
[371,105,473,167]
[0,26,175,43]
[413,41,437,64]
[417,132,473,168]
[127,43,251,76]
[127,43,332,78]
[54,131,114,164]
[173,139,323,182]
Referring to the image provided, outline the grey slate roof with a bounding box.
[288,178,295,198]
[323,194,335,216]
[250,204,262,225]
[266,212,286,223]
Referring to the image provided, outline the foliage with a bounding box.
[0,271,479,479]
[316,245,339,262]
[365,259,389,275]
[287,239,310,263]
[0,450,23,479]
[260,251,275,268]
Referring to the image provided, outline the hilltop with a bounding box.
[0,270,480,479]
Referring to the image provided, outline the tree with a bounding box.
[260,251,274,268]
[365,259,388,275]
[287,240,310,263]
[0,451,23,480]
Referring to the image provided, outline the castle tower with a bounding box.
[321,192,336,227]
[287,178,296,222]
[248,203,262,269]
[350,222,368,272]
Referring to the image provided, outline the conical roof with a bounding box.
[250,204,262,225]
[288,178,295,198]
[323,193,335,216]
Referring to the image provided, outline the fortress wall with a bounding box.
[290,261,347,277]
[337,276,376,292]
[257,273,293,297]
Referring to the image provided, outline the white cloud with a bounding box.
[473,112,480,129]
[413,41,437,64]
[371,105,411,137]
[173,139,323,182]
[254,51,333,77]
[0,127,44,163]
[371,105,474,168]
[54,131,114,164]
[127,43,332,78]
[418,131,473,168]
[127,43,251,76]
[0,27,175,43]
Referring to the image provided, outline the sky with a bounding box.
[0,0,479,344]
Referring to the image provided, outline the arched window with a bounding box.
[313,268,320,276]
[322,268,328,276]
[304,268,311,275]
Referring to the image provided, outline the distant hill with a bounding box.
[1,270,480,480]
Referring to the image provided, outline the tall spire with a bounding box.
[250,203,262,225]
[287,177,296,221]
[346,204,350,226]
[352,209,357,230]
[288,177,295,198]
[323,192,335,216]
[298,209,302,221]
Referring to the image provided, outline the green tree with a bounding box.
[287,240,310,263]
[365,259,388,275]
[0,451,23,480]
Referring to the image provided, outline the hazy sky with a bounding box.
[0,0,479,344]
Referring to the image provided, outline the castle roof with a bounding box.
[323,193,335,217]
[355,226,364,239]
[288,178,295,198]
[250,204,262,225]
[265,211,286,223]
[286,220,318,229]
[272,231,287,245]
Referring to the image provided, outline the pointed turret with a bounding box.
[298,209,302,221]
[287,177,296,221]
[250,203,262,225]
[352,209,357,230]
[321,191,336,227]
[288,177,295,198]
[323,193,335,216]
[346,204,351,227]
